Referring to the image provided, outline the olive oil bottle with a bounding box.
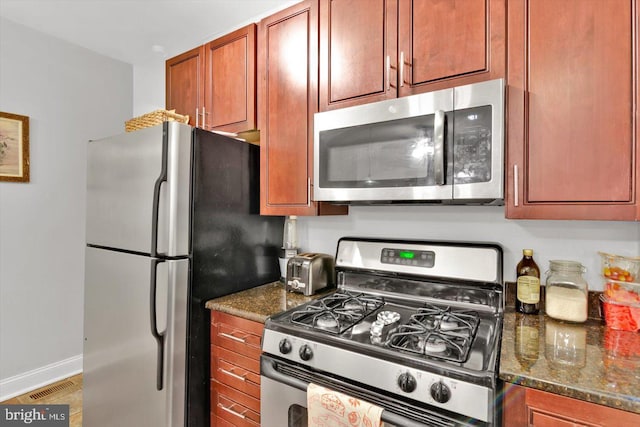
[516,249,541,314]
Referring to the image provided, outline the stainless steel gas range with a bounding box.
[261,237,504,427]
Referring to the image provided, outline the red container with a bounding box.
[600,294,640,332]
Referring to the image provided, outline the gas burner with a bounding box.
[385,304,480,363]
[440,320,460,331]
[439,311,479,338]
[410,304,449,330]
[316,315,339,329]
[423,337,448,354]
[343,300,364,310]
[290,291,385,334]
[387,328,471,362]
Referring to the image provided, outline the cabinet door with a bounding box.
[398,0,505,95]
[503,384,640,426]
[166,46,205,127]
[204,24,257,133]
[319,0,398,111]
[258,0,348,216]
[507,0,639,220]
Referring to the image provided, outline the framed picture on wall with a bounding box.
[0,111,30,183]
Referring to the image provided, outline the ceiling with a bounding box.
[0,0,299,66]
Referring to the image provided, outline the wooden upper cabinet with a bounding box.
[204,24,257,133]
[319,0,398,109]
[506,0,639,220]
[166,24,257,132]
[166,46,205,127]
[258,0,347,216]
[319,0,505,111]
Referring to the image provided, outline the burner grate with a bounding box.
[386,304,480,363]
[290,291,385,334]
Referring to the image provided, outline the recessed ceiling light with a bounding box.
[151,45,166,55]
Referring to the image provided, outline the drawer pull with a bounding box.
[220,332,247,343]
[219,403,247,419]
[220,368,247,382]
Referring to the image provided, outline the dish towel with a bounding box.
[307,383,384,427]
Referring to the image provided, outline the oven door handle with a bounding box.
[261,356,431,427]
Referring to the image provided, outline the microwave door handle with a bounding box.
[433,110,445,185]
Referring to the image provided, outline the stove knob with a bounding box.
[397,372,417,393]
[430,381,451,404]
[278,339,292,354]
[299,344,313,361]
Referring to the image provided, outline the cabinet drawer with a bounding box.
[213,415,236,427]
[211,381,260,426]
[211,348,260,399]
[212,380,260,413]
[530,410,589,427]
[211,311,262,359]
[212,345,260,375]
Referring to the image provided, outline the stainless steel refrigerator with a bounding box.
[83,122,283,426]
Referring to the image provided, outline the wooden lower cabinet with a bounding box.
[502,383,640,426]
[210,311,263,426]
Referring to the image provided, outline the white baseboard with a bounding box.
[0,355,83,402]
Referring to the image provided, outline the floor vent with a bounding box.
[29,381,75,401]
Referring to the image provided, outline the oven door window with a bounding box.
[318,113,453,189]
[288,404,307,427]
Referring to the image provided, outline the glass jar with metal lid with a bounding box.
[545,260,588,323]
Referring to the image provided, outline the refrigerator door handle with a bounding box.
[151,133,168,258]
[150,258,166,391]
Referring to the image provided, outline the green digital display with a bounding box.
[399,251,415,259]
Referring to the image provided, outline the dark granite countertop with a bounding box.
[500,309,640,414]
[205,281,333,323]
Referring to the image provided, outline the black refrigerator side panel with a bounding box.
[186,129,284,427]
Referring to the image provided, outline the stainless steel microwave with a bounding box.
[313,78,504,204]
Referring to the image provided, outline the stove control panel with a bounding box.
[380,248,435,267]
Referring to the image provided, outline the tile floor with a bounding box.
[0,374,82,427]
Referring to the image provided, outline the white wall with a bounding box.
[0,18,132,399]
[295,206,640,291]
[133,58,166,117]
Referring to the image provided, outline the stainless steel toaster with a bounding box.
[285,252,335,296]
